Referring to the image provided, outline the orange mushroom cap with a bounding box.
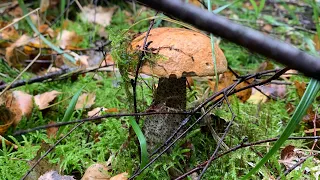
[131,27,228,78]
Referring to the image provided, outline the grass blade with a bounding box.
[57,88,83,137]
[129,117,148,169]
[213,0,242,14]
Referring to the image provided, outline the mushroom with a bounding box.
[131,27,228,150]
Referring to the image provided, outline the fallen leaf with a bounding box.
[280,69,298,79]
[110,172,128,180]
[294,81,306,99]
[256,61,274,72]
[82,163,110,180]
[88,107,106,117]
[314,34,320,51]
[46,121,58,138]
[56,30,83,49]
[0,21,19,41]
[0,102,14,135]
[80,5,116,27]
[34,90,61,110]
[40,0,50,13]
[105,108,118,113]
[279,145,307,170]
[188,0,202,6]
[262,24,273,33]
[247,89,268,104]
[38,24,55,38]
[208,71,252,103]
[5,91,33,125]
[39,170,75,180]
[5,34,31,67]
[76,93,96,110]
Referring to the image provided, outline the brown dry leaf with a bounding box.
[105,108,118,113]
[88,107,106,117]
[208,71,252,103]
[82,163,110,180]
[188,0,202,6]
[40,0,50,13]
[76,93,96,110]
[256,61,274,72]
[0,21,19,41]
[57,30,83,49]
[110,172,128,180]
[281,69,298,79]
[0,102,14,135]
[39,171,75,180]
[247,89,268,104]
[279,145,307,170]
[7,4,23,17]
[4,91,33,126]
[294,81,306,99]
[38,24,55,38]
[34,90,61,110]
[46,121,58,138]
[88,107,118,117]
[186,77,194,87]
[80,5,116,27]
[314,34,320,51]
[5,34,31,67]
[262,24,273,33]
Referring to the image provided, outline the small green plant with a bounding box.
[249,0,266,17]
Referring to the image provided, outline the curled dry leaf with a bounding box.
[208,71,252,103]
[247,88,268,104]
[76,93,96,110]
[0,102,14,135]
[39,170,75,180]
[294,81,306,99]
[57,30,83,49]
[88,107,119,117]
[34,90,61,110]
[82,163,110,180]
[4,91,33,126]
[110,172,128,180]
[279,145,307,170]
[88,107,106,117]
[80,5,116,27]
[188,0,202,6]
[5,34,31,67]
[40,0,50,13]
[46,121,59,138]
[0,21,19,41]
[38,24,55,38]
